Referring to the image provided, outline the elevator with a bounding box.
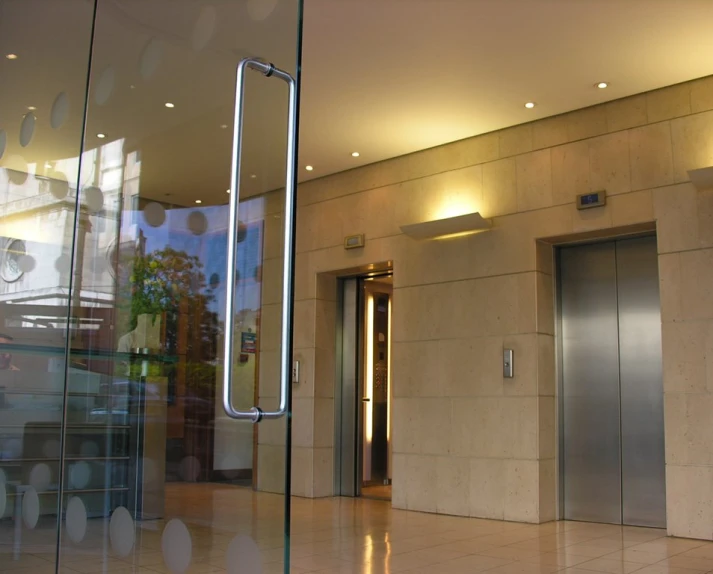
[558,235,666,528]
[335,274,392,500]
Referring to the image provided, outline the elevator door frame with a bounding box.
[555,233,666,528]
[334,273,392,498]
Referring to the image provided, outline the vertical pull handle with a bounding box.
[222,58,298,423]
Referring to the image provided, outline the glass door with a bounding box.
[0,1,302,572]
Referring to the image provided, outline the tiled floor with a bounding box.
[361,484,392,501]
[3,483,713,573]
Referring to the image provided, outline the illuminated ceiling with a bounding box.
[1,0,713,206]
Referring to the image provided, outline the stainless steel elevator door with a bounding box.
[560,236,666,528]
[617,237,666,528]
[561,242,623,525]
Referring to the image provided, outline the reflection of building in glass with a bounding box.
[0,139,134,334]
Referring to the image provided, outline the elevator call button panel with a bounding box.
[503,349,514,378]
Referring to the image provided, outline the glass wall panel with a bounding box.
[0,1,95,571]
[58,1,301,573]
[1,0,301,572]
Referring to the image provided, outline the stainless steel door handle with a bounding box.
[222,58,298,423]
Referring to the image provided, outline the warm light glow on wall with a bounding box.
[429,189,481,222]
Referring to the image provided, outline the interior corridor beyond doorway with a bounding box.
[336,273,393,502]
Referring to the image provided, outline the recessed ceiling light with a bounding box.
[5,54,18,60]
[305,165,314,171]
[250,174,257,179]
[165,102,175,108]
[524,102,536,109]
[220,124,228,129]
[351,152,360,157]
[596,82,609,89]
[27,106,36,111]
[195,199,202,204]
[44,162,52,169]
[130,85,136,89]
[226,189,230,194]
[97,133,106,139]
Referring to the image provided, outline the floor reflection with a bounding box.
[2,483,713,574]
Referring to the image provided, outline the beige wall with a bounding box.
[257,75,713,539]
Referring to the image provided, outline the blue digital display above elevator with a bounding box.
[576,190,606,210]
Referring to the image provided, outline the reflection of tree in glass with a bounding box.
[116,247,223,414]
[116,246,220,364]
[124,247,212,325]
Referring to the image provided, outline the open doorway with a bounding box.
[335,273,393,501]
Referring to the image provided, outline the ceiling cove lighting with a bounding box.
[400,212,492,240]
[596,82,609,89]
[524,102,536,109]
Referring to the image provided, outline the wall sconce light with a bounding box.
[400,212,492,240]
[688,166,713,191]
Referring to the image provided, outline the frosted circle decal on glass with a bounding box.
[66,496,87,543]
[236,221,248,243]
[186,211,208,236]
[5,155,28,185]
[109,506,135,557]
[17,254,36,274]
[48,170,69,199]
[192,6,217,52]
[179,456,200,482]
[19,112,36,147]
[247,0,278,21]
[95,67,116,106]
[0,482,5,519]
[69,461,91,490]
[0,129,6,159]
[226,535,263,574]
[91,252,108,275]
[142,201,166,227]
[80,441,100,457]
[83,186,104,213]
[140,39,163,80]
[51,92,69,129]
[22,487,40,529]
[162,519,192,573]
[55,253,72,274]
[29,463,51,492]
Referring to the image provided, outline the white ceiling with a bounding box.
[2,0,713,206]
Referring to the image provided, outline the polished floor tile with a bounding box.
[3,483,713,573]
